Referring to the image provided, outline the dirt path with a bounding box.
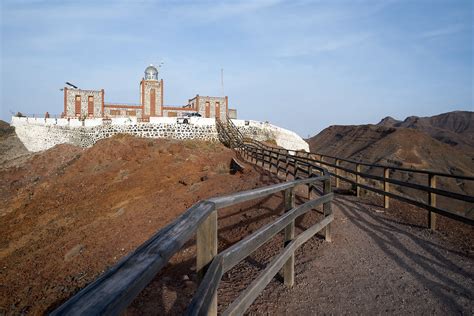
[250,194,473,314]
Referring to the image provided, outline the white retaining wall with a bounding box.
[11,116,309,153]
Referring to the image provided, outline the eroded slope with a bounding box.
[0,135,272,314]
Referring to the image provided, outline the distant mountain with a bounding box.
[307,111,474,176]
[376,116,401,127]
[306,111,473,214]
[376,111,474,153]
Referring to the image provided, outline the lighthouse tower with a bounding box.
[140,64,163,117]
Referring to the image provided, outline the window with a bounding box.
[205,101,210,118]
[75,95,81,116]
[88,96,94,116]
[215,102,220,119]
[126,110,137,116]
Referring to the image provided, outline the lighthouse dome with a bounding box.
[144,64,158,80]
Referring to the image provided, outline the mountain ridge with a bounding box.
[307,111,474,176]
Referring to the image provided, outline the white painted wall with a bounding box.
[233,119,309,152]
[10,116,309,153]
[149,117,177,124]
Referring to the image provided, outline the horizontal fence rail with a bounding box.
[187,174,333,315]
[52,117,472,316]
[51,201,216,315]
[240,139,474,228]
[306,151,474,180]
[52,155,333,316]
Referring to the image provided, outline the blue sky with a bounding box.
[1,0,472,137]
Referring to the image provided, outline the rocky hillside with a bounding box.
[377,111,474,154]
[307,111,474,176]
[0,134,278,314]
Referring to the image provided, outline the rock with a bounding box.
[64,244,84,262]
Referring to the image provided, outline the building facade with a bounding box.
[63,65,236,120]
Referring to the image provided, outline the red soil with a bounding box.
[0,135,278,315]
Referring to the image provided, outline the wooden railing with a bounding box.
[216,116,244,148]
[218,118,473,228]
[51,117,472,315]
[187,174,332,315]
[240,139,474,228]
[51,140,333,315]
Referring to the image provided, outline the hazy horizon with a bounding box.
[1,0,472,137]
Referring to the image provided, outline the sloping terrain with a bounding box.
[1,119,473,315]
[0,134,280,314]
[250,194,473,315]
[0,120,30,170]
[308,111,473,170]
[378,111,474,154]
[307,123,473,175]
[307,111,473,186]
[306,111,474,218]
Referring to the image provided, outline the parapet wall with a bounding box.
[11,117,309,153]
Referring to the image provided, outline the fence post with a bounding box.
[308,165,313,199]
[323,178,332,242]
[256,148,260,166]
[429,174,437,230]
[277,153,280,174]
[265,150,269,169]
[356,163,361,197]
[335,159,340,188]
[257,148,263,167]
[279,153,283,174]
[384,168,390,208]
[294,158,298,180]
[197,210,218,315]
[262,149,266,169]
[270,151,274,172]
[283,188,295,287]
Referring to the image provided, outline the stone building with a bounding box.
[63,65,236,120]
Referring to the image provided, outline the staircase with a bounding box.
[216,116,244,148]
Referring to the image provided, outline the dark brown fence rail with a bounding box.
[51,138,333,315]
[51,117,473,316]
[240,139,474,228]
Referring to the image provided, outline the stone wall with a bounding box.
[11,117,309,153]
[12,117,219,152]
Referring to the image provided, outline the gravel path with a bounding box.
[250,194,474,315]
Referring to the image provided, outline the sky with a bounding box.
[1,0,472,137]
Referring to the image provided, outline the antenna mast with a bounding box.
[221,68,224,96]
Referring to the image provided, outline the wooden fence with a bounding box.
[52,143,334,315]
[241,139,474,229]
[51,117,473,315]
